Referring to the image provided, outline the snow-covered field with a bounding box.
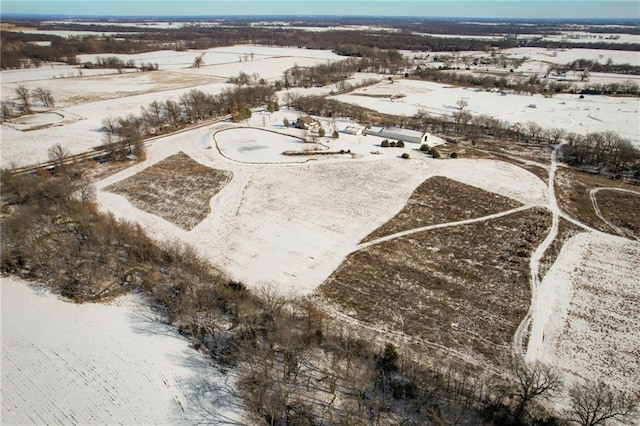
[501,47,640,66]
[332,78,640,145]
[1,45,345,168]
[3,45,638,169]
[526,232,640,393]
[94,109,545,296]
[2,42,639,420]
[1,276,244,425]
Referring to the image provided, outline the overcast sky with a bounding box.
[2,1,639,19]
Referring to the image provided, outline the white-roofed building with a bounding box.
[365,126,430,145]
[343,126,364,136]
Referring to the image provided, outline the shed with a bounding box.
[343,126,364,136]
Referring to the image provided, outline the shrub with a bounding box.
[450,152,458,158]
[283,117,289,127]
[401,152,410,159]
[381,139,390,148]
[430,148,441,158]
[390,141,397,147]
[420,144,430,152]
[332,130,339,139]
[376,343,399,373]
[318,128,325,137]
[397,140,405,148]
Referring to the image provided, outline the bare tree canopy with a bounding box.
[565,380,640,426]
[510,358,563,422]
[15,85,31,114]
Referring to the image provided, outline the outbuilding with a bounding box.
[365,126,430,145]
[343,126,364,136]
[295,115,320,130]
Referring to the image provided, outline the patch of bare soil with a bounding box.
[433,144,496,160]
[319,207,551,366]
[555,168,638,234]
[475,139,553,165]
[105,152,232,230]
[361,176,522,243]
[595,189,640,240]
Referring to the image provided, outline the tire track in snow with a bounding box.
[590,187,640,239]
[514,144,562,360]
[354,204,534,252]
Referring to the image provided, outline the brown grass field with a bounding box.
[319,207,551,367]
[361,176,523,243]
[105,152,232,230]
[594,189,640,240]
[555,168,638,234]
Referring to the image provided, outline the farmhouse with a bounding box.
[365,126,430,145]
[296,115,320,130]
[343,126,364,136]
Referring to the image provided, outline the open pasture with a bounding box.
[332,78,640,145]
[1,277,244,425]
[527,233,640,394]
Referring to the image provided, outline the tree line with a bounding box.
[272,51,408,90]
[412,67,640,97]
[288,94,640,182]
[1,85,54,119]
[99,84,276,160]
[4,17,638,70]
[82,55,159,72]
[554,59,640,76]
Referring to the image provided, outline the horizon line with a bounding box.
[2,13,639,22]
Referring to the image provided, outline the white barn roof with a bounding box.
[344,126,364,135]
[365,126,429,144]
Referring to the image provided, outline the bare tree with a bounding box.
[456,98,469,110]
[510,358,563,422]
[15,85,31,114]
[33,87,54,108]
[547,128,566,145]
[1,101,15,120]
[164,99,182,126]
[565,380,640,426]
[101,116,119,135]
[48,143,71,175]
[193,56,203,68]
[141,100,163,129]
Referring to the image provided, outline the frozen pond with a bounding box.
[215,127,315,163]
[12,112,63,125]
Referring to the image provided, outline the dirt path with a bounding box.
[355,204,534,252]
[514,144,562,359]
[520,149,639,363]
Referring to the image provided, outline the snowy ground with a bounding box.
[499,47,640,66]
[1,46,345,169]
[526,232,640,393]
[331,78,640,146]
[94,109,546,296]
[2,42,639,418]
[1,276,245,425]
